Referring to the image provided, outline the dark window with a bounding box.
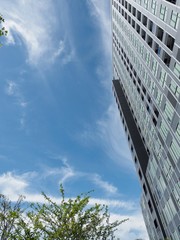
[128,15,131,24]
[143,184,147,195]
[147,35,153,47]
[137,11,141,21]
[147,95,151,103]
[165,0,176,4]
[141,29,146,40]
[132,7,136,16]
[166,34,175,51]
[131,145,133,152]
[154,42,161,56]
[176,48,180,62]
[149,20,156,33]
[163,51,171,67]
[138,77,141,85]
[154,107,159,117]
[142,15,147,26]
[122,9,124,16]
[148,200,153,212]
[125,12,127,20]
[154,219,158,228]
[142,86,146,94]
[156,26,164,41]
[132,19,135,28]
[125,1,127,9]
[138,169,142,179]
[136,24,140,34]
[152,117,157,126]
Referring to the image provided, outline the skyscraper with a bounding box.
[111,0,180,239]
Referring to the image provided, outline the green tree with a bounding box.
[31,185,128,239]
[0,15,8,46]
[0,194,23,240]
[0,186,128,239]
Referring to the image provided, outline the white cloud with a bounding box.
[6,80,18,96]
[79,102,133,170]
[1,0,74,67]
[91,173,118,194]
[87,0,111,57]
[0,170,148,239]
[0,171,31,197]
[5,80,28,129]
[0,172,148,239]
[110,212,149,240]
[97,102,133,169]
[42,156,76,184]
[52,40,65,61]
[84,1,134,170]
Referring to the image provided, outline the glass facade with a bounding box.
[111,0,180,239]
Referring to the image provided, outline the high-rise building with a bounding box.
[111,0,180,239]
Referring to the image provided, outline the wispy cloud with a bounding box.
[91,174,118,194]
[110,212,149,240]
[0,171,36,197]
[6,81,18,96]
[96,103,133,169]
[0,170,148,239]
[79,102,133,170]
[87,0,111,57]
[82,1,133,170]
[5,80,28,129]
[0,171,135,211]
[42,155,119,195]
[42,157,76,184]
[1,0,74,67]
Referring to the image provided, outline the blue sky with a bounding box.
[0,1,148,239]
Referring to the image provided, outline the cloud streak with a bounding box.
[0,171,135,211]
[91,173,118,194]
[5,79,28,129]
[1,0,74,67]
[0,170,148,239]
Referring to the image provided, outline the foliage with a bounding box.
[0,15,8,46]
[0,194,23,240]
[0,186,128,239]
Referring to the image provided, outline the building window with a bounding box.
[143,184,147,195]
[144,0,148,9]
[148,200,153,213]
[138,169,142,179]
[151,0,157,15]
[159,68,167,89]
[166,34,175,51]
[163,101,174,124]
[154,219,158,228]
[156,26,164,41]
[159,4,167,21]
[163,156,173,181]
[163,51,171,67]
[174,62,180,79]
[169,79,180,99]
[172,180,180,207]
[142,15,147,26]
[169,139,180,164]
[152,59,158,76]
[170,11,180,29]
[163,198,176,223]
[175,122,180,141]
[159,120,169,141]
